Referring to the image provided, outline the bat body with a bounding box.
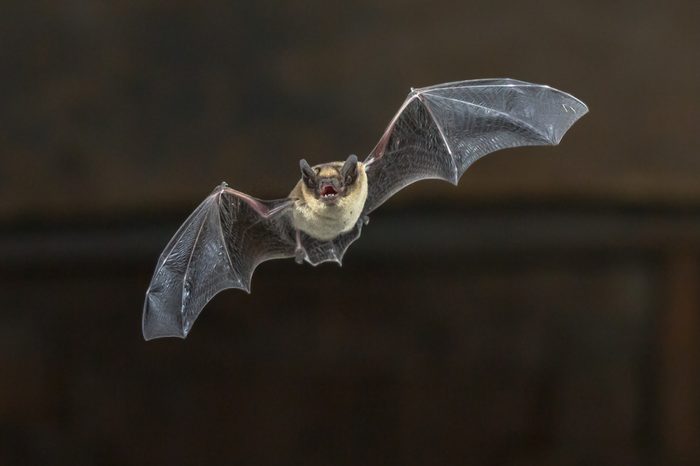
[143,78,588,340]
[290,158,369,242]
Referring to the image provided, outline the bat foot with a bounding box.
[294,248,305,264]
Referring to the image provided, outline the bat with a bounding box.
[142,78,588,340]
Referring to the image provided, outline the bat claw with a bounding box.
[362,215,370,225]
[294,248,305,264]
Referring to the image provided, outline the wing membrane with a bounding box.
[301,220,364,266]
[142,184,295,340]
[363,78,588,214]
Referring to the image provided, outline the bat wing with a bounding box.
[142,183,296,340]
[362,78,588,214]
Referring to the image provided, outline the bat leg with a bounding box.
[294,230,305,264]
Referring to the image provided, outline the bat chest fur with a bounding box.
[292,192,367,241]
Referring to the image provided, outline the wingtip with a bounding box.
[142,331,188,341]
[579,100,590,115]
[141,323,188,341]
[141,311,189,341]
[142,292,190,341]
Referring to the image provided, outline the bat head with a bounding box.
[299,155,360,206]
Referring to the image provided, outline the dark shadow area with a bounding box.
[1,1,699,465]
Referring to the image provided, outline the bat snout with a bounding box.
[321,185,337,196]
[317,178,344,203]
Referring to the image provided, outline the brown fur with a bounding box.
[290,161,368,241]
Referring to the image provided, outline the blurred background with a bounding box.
[1,0,699,465]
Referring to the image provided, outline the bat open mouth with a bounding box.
[321,184,338,198]
[321,185,337,196]
[318,183,340,203]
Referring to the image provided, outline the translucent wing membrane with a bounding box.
[142,184,295,340]
[301,220,364,266]
[363,78,588,214]
[143,184,367,339]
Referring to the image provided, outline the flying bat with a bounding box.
[143,78,588,340]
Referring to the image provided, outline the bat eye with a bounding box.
[345,174,355,185]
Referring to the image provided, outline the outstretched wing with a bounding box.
[362,78,588,214]
[142,183,295,340]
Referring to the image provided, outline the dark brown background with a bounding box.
[1,1,699,465]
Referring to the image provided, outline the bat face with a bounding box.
[300,155,359,206]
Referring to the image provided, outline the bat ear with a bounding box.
[341,154,358,181]
[300,159,316,185]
